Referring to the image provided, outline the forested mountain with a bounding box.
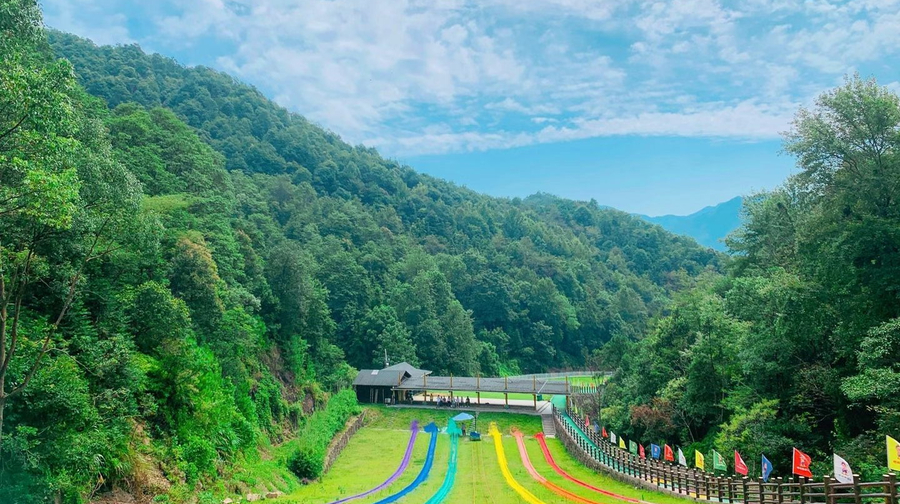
[0,2,720,501]
[598,77,900,480]
[46,29,721,376]
[640,197,743,251]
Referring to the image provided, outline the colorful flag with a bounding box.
[593,422,599,433]
[792,448,813,478]
[651,444,661,459]
[833,454,854,484]
[664,444,674,462]
[734,451,748,476]
[678,447,687,466]
[610,431,617,444]
[585,415,590,429]
[713,450,727,471]
[695,450,705,470]
[888,435,900,472]
[619,437,626,449]
[761,454,773,482]
[602,426,608,438]
[629,440,638,455]
[639,444,646,459]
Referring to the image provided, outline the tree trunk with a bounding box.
[0,393,6,459]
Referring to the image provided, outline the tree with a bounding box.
[362,305,417,368]
[842,318,900,433]
[0,0,141,452]
[169,235,224,336]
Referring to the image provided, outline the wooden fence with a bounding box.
[555,407,898,504]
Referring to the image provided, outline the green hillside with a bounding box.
[0,2,720,501]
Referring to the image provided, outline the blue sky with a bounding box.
[42,0,900,215]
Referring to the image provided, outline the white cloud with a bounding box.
[484,98,560,115]
[40,0,900,157]
[42,0,132,45]
[371,99,795,156]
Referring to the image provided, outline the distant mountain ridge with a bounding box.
[639,197,743,251]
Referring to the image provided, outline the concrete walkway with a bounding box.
[389,398,553,416]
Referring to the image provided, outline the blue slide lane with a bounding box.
[373,422,439,504]
[423,424,460,504]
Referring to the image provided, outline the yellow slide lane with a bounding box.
[488,422,548,504]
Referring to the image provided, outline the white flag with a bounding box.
[610,432,617,444]
[833,454,854,483]
[678,448,687,466]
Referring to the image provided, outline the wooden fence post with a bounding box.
[776,477,784,504]
[822,476,831,504]
[852,475,862,504]
[799,477,806,504]
[743,477,750,504]
[884,473,897,504]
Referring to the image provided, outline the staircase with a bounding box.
[541,413,556,438]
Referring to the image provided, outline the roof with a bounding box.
[393,375,572,395]
[352,369,409,387]
[383,362,431,377]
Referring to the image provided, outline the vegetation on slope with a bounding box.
[47,31,720,377]
[597,76,900,480]
[1,1,719,501]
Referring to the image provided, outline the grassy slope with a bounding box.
[277,406,688,504]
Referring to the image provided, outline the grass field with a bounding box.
[548,376,605,387]
[278,406,686,504]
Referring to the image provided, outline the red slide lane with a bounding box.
[514,432,603,504]
[534,433,641,504]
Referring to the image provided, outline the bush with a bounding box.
[287,389,360,480]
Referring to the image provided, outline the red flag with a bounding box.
[602,427,608,438]
[792,448,813,478]
[664,444,675,462]
[585,415,590,428]
[639,444,646,459]
[735,451,748,476]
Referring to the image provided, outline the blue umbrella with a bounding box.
[452,412,474,422]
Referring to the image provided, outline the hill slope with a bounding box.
[0,23,720,501]
[640,196,742,251]
[48,31,722,373]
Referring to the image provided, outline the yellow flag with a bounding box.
[695,450,705,470]
[888,435,900,471]
[619,437,626,449]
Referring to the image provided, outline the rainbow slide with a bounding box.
[373,422,439,504]
[325,420,420,504]
[514,431,604,504]
[488,422,547,504]
[534,433,640,504]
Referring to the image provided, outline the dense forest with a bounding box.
[595,77,900,480]
[1,1,720,501]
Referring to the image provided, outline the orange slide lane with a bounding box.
[513,431,603,504]
[534,433,641,504]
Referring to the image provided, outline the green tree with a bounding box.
[0,0,141,452]
[362,305,417,368]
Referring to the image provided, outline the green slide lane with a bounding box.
[423,419,461,504]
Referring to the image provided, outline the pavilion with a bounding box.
[352,362,573,410]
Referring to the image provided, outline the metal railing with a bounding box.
[555,407,898,504]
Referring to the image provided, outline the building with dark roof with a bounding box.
[352,362,430,404]
[352,362,574,407]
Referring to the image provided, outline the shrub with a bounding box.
[287,389,360,480]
